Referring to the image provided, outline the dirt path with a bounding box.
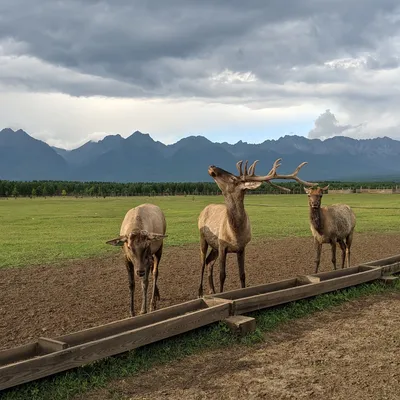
[79,292,400,400]
[0,233,399,349]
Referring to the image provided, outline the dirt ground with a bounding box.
[0,232,399,350]
[79,292,400,400]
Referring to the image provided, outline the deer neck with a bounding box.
[309,206,323,235]
[224,193,248,232]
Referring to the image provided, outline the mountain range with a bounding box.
[1,128,400,182]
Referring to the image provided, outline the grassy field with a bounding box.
[1,194,400,268]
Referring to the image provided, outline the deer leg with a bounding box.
[198,236,208,297]
[125,258,135,317]
[330,240,337,270]
[150,246,162,312]
[237,249,246,289]
[314,240,322,274]
[205,249,218,295]
[346,232,354,269]
[139,269,149,315]
[219,245,227,293]
[338,240,346,269]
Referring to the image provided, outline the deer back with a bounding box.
[121,203,166,253]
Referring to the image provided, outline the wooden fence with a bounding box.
[1,255,399,392]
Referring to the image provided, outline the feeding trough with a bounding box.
[206,265,382,315]
[0,298,231,391]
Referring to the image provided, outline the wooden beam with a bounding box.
[205,278,298,301]
[0,301,230,391]
[362,254,400,267]
[296,275,321,285]
[232,267,381,315]
[379,275,399,285]
[37,338,68,354]
[56,298,205,347]
[224,316,256,336]
[0,343,37,366]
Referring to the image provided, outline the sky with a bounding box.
[1,1,400,150]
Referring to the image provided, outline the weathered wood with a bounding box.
[362,254,400,267]
[379,275,399,285]
[224,316,256,336]
[310,265,368,281]
[380,263,400,275]
[56,298,205,347]
[37,338,68,354]
[296,275,320,285]
[0,301,230,391]
[205,278,299,301]
[232,267,381,314]
[0,343,37,366]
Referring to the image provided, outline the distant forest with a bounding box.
[0,180,399,198]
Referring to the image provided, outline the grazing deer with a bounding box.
[106,204,167,316]
[198,158,315,297]
[304,186,356,273]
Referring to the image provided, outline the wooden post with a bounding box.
[224,316,256,336]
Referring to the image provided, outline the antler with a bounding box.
[237,158,317,188]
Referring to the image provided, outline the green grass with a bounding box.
[1,194,400,268]
[3,279,399,400]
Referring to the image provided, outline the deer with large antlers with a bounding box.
[198,158,315,297]
[304,186,356,273]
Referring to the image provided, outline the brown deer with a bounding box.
[106,204,167,316]
[304,186,356,273]
[198,158,315,297]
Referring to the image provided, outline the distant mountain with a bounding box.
[1,128,400,182]
[0,128,69,180]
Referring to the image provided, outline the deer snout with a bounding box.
[208,166,217,177]
[310,200,320,208]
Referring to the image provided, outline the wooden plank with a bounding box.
[0,302,230,391]
[37,338,68,354]
[310,265,363,281]
[362,254,400,267]
[56,298,204,347]
[0,343,37,367]
[224,316,256,336]
[233,268,381,315]
[203,297,233,309]
[205,278,298,301]
[379,275,399,285]
[380,263,400,276]
[296,275,320,284]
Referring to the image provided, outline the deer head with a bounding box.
[304,185,330,209]
[208,158,316,196]
[106,230,167,277]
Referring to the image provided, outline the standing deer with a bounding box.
[106,204,167,316]
[198,158,315,297]
[304,186,356,273]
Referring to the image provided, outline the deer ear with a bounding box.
[106,235,127,246]
[239,181,262,190]
[321,185,330,191]
[140,230,167,241]
[303,187,311,194]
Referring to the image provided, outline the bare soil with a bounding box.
[0,232,399,350]
[80,292,400,400]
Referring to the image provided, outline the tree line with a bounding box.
[0,180,398,198]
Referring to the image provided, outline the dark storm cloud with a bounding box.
[1,0,400,100]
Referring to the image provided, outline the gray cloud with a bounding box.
[1,0,400,143]
[1,1,400,97]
